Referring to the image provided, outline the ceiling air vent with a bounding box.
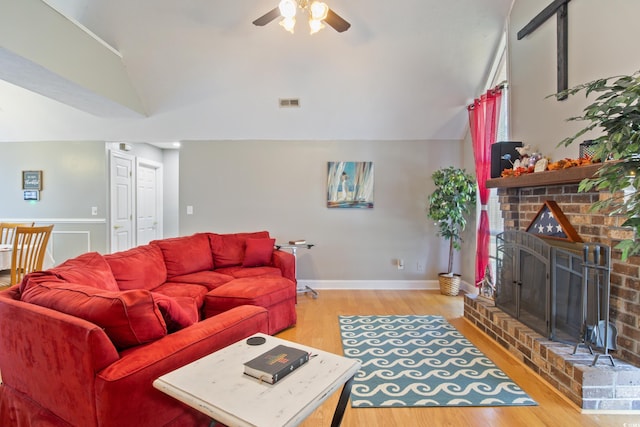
[279,98,300,108]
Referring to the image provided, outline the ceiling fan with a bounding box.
[253,0,351,34]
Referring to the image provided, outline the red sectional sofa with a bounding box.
[0,231,297,427]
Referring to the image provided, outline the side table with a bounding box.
[275,243,318,298]
[153,333,360,427]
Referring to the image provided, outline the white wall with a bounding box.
[162,149,180,238]
[509,0,640,161]
[0,141,107,219]
[0,141,175,263]
[179,140,471,285]
[0,141,108,263]
[0,139,475,287]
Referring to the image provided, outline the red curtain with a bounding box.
[468,87,502,286]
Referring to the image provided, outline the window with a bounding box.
[486,31,508,279]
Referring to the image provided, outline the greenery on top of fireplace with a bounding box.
[555,70,640,260]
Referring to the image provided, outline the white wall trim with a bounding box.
[300,280,476,294]
[51,230,92,253]
[48,230,92,266]
[0,218,106,224]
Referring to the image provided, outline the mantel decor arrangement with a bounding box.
[486,162,602,189]
[427,167,477,296]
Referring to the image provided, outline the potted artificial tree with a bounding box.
[555,70,640,260]
[427,166,477,296]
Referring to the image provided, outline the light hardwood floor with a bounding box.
[276,290,640,427]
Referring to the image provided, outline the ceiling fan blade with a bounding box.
[324,8,351,32]
[252,7,281,26]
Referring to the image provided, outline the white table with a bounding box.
[153,333,360,427]
[0,244,55,271]
[0,244,12,271]
[275,243,318,298]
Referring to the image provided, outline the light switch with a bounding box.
[186,205,194,215]
[91,206,98,216]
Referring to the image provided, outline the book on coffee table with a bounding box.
[243,344,309,384]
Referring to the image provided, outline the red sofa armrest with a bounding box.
[271,250,296,284]
[0,289,120,427]
[94,305,269,427]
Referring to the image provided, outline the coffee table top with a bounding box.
[153,333,360,427]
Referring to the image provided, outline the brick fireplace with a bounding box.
[463,164,640,411]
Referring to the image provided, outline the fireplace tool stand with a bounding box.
[573,244,616,366]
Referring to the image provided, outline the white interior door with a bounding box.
[110,152,134,252]
[136,160,163,245]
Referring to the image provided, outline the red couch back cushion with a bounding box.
[151,234,214,277]
[209,231,270,268]
[151,292,199,332]
[105,244,168,291]
[48,252,119,291]
[242,238,276,267]
[21,281,167,350]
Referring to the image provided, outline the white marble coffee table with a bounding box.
[153,333,360,427]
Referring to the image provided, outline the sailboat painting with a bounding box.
[327,161,374,208]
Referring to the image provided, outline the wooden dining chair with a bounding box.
[0,222,35,246]
[10,225,54,286]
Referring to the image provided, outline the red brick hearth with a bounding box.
[463,165,640,412]
[465,294,640,411]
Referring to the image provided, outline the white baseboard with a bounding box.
[298,280,476,294]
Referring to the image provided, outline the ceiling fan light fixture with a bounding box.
[309,1,329,21]
[253,0,349,34]
[280,16,296,33]
[309,18,324,34]
[278,0,297,19]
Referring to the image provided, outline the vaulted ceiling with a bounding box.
[0,0,512,142]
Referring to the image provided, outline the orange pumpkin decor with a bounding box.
[501,155,599,177]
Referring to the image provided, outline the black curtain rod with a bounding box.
[467,82,507,110]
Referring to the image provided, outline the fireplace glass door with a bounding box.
[496,231,550,338]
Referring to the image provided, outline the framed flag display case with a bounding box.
[526,200,582,243]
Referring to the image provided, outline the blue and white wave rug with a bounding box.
[339,315,537,408]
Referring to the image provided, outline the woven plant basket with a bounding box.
[438,274,461,296]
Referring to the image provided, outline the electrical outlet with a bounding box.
[417,261,425,272]
[397,259,404,270]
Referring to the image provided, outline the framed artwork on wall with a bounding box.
[327,161,374,208]
[22,170,42,190]
[23,190,40,201]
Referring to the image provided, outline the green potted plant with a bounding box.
[555,70,640,260]
[427,166,477,295]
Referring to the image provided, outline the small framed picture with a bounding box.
[23,190,40,201]
[23,170,42,190]
[327,161,374,209]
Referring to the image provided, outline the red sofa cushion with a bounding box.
[18,270,66,294]
[21,281,167,350]
[215,265,283,279]
[152,233,214,277]
[48,252,119,291]
[168,270,235,291]
[151,293,199,332]
[203,277,297,335]
[152,282,210,309]
[209,231,270,268]
[104,244,167,291]
[242,238,276,267]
